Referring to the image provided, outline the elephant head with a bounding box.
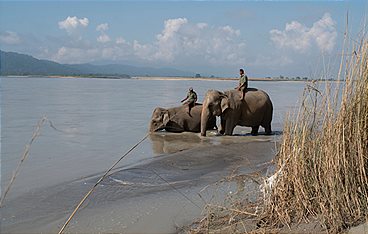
[149,107,170,132]
[201,90,230,136]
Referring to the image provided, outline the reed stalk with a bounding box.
[261,38,368,232]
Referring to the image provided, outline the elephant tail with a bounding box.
[262,98,273,127]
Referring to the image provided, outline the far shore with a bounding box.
[1,75,341,82]
[131,76,314,82]
[1,75,281,81]
[133,76,268,81]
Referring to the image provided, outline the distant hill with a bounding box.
[0,50,195,77]
[0,50,81,76]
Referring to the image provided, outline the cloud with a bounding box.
[221,25,240,37]
[97,34,111,43]
[270,13,337,53]
[196,23,208,29]
[150,18,246,65]
[96,23,109,32]
[58,16,89,34]
[133,40,155,59]
[116,37,127,45]
[156,18,188,42]
[0,31,21,44]
[53,17,246,66]
[53,46,99,64]
[153,18,189,61]
[96,23,111,43]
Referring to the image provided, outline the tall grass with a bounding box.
[261,38,368,232]
[188,37,367,234]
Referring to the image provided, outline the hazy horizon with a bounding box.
[0,1,367,77]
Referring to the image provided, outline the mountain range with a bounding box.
[0,50,195,78]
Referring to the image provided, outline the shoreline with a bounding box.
[0,75,130,79]
[132,76,272,81]
[0,75,280,81]
[132,76,319,82]
[1,75,342,82]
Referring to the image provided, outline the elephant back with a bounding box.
[225,88,272,114]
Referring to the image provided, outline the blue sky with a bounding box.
[0,1,367,77]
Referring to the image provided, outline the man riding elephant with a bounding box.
[200,88,273,136]
[236,69,248,100]
[181,87,197,116]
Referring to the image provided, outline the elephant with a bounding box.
[200,88,273,136]
[149,104,217,133]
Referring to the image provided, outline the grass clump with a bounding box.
[187,39,368,233]
[260,39,368,232]
[188,37,367,234]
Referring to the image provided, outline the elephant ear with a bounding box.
[163,111,170,125]
[220,96,230,113]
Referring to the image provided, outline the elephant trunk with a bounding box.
[201,104,211,136]
[149,118,164,132]
[149,122,155,132]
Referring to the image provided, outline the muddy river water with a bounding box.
[1,77,306,233]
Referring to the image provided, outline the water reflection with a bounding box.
[149,132,210,154]
[148,129,280,156]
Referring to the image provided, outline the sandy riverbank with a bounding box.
[1,132,277,233]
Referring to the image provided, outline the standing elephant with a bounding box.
[200,88,273,136]
[149,104,217,133]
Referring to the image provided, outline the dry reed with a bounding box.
[188,35,368,234]
[260,38,368,232]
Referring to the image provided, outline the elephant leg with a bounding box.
[264,124,272,135]
[251,126,259,136]
[208,116,217,130]
[219,118,226,135]
[224,119,236,135]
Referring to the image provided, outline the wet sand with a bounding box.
[1,132,278,233]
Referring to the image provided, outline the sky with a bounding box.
[0,1,367,77]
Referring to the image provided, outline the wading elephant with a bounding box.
[200,88,273,136]
[149,104,217,133]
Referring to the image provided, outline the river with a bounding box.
[0,77,306,233]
